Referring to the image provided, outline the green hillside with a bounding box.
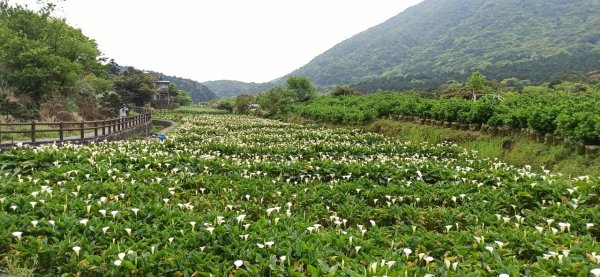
[288,0,600,91]
[160,75,218,103]
[203,80,276,99]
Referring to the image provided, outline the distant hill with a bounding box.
[286,0,600,92]
[203,80,276,99]
[160,75,218,102]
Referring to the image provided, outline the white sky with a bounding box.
[17,0,424,83]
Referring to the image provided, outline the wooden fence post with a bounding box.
[59,122,64,141]
[0,108,151,147]
[80,121,85,140]
[31,121,36,143]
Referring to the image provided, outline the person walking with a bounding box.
[119,105,129,129]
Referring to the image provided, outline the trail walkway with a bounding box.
[0,120,181,152]
[155,120,177,135]
[0,119,177,150]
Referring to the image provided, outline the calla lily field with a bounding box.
[0,109,599,276]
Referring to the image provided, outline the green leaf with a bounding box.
[122,260,136,270]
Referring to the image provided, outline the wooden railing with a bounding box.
[0,108,152,147]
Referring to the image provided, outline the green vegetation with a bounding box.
[234,94,255,114]
[160,75,217,103]
[1,110,599,275]
[210,76,316,117]
[366,120,600,177]
[295,86,600,145]
[273,75,600,177]
[254,77,313,117]
[0,1,106,119]
[288,0,600,92]
[203,80,276,99]
[0,2,194,122]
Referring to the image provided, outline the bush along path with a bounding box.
[0,110,599,276]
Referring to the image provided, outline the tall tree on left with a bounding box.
[0,0,105,114]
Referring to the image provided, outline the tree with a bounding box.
[234,94,255,114]
[467,71,487,101]
[331,86,362,97]
[0,1,107,120]
[214,98,234,112]
[113,67,155,106]
[167,83,192,106]
[178,91,193,106]
[0,3,103,103]
[256,86,289,116]
[286,76,316,103]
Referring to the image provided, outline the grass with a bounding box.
[150,124,165,134]
[360,119,599,177]
[1,254,37,277]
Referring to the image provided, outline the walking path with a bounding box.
[155,120,177,135]
[0,120,177,150]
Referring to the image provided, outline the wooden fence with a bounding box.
[0,108,152,147]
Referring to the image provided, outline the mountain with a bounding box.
[160,75,218,102]
[203,80,276,98]
[287,0,600,92]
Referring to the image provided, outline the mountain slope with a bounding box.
[203,80,276,98]
[160,75,218,102]
[287,0,600,91]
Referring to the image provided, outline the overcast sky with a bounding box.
[21,0,424,83]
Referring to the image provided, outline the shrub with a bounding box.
[556,111,600,144]
[332,86,362,97]
[214,99,234,112]
[234,94,255,114]
[527,104,561,134]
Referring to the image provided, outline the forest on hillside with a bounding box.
[288,0,600,92]
[203,80,276,99]
[160,75,217,103]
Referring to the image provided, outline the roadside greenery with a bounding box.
[0,110,599,275]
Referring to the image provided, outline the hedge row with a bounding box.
[296,92,600,144]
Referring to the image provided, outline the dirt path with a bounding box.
[156,120,177,135]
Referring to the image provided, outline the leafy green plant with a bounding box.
[0,109,598,276]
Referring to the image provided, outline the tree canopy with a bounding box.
[0,2,194,120]
[0,1,103,104]
[256,76,316,116]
